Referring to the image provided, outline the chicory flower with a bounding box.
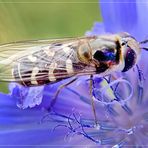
[0,0,148,147]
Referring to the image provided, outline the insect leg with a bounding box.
[48,77,77,111]
[90,75,98,126]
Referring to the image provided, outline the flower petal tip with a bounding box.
[85,22,106,36]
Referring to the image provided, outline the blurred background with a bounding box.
[0,0,101,92]
[0,0,101,43]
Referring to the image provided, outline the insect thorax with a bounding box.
[77,36,122,74]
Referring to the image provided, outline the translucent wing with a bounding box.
[0,37,96,86]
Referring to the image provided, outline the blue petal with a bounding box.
[135,0,148,40]
[9,83,44,109]
[85,22,105,36]
[99,0,148,40]
[100,0,137,33]
[0,93,50,145]
[1,1,148,146]
[0,93,97,146]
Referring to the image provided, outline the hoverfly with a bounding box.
[0,32,147,124]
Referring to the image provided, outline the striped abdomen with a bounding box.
[12,45,86,86]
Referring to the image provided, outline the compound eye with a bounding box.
[93,48,115,62]
[93,50,106,61]
[122,47,137,72]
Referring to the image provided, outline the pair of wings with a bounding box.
[0,37,97,84]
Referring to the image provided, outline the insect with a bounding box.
[0,32,147,125]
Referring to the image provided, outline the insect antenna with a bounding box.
[140,39,148,44]
[141,47,148,51]
[140,39,148,51]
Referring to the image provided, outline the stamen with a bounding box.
[103,76,121,101]
[41,111,73,123]
[66,87,90,105]
[142,112,148,122]
[136,65,144,104]
[106,104,119,116]
[80,119,96,128]
[100,137,116,145]
[136,65,145,82]
[81,124,101,144]
[100,122,117,131]
[121,103,133,115]
[112,140,127,148]
[100,77,133,105]
[137,86,144,104]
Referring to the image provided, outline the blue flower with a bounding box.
[1,0,148,147]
